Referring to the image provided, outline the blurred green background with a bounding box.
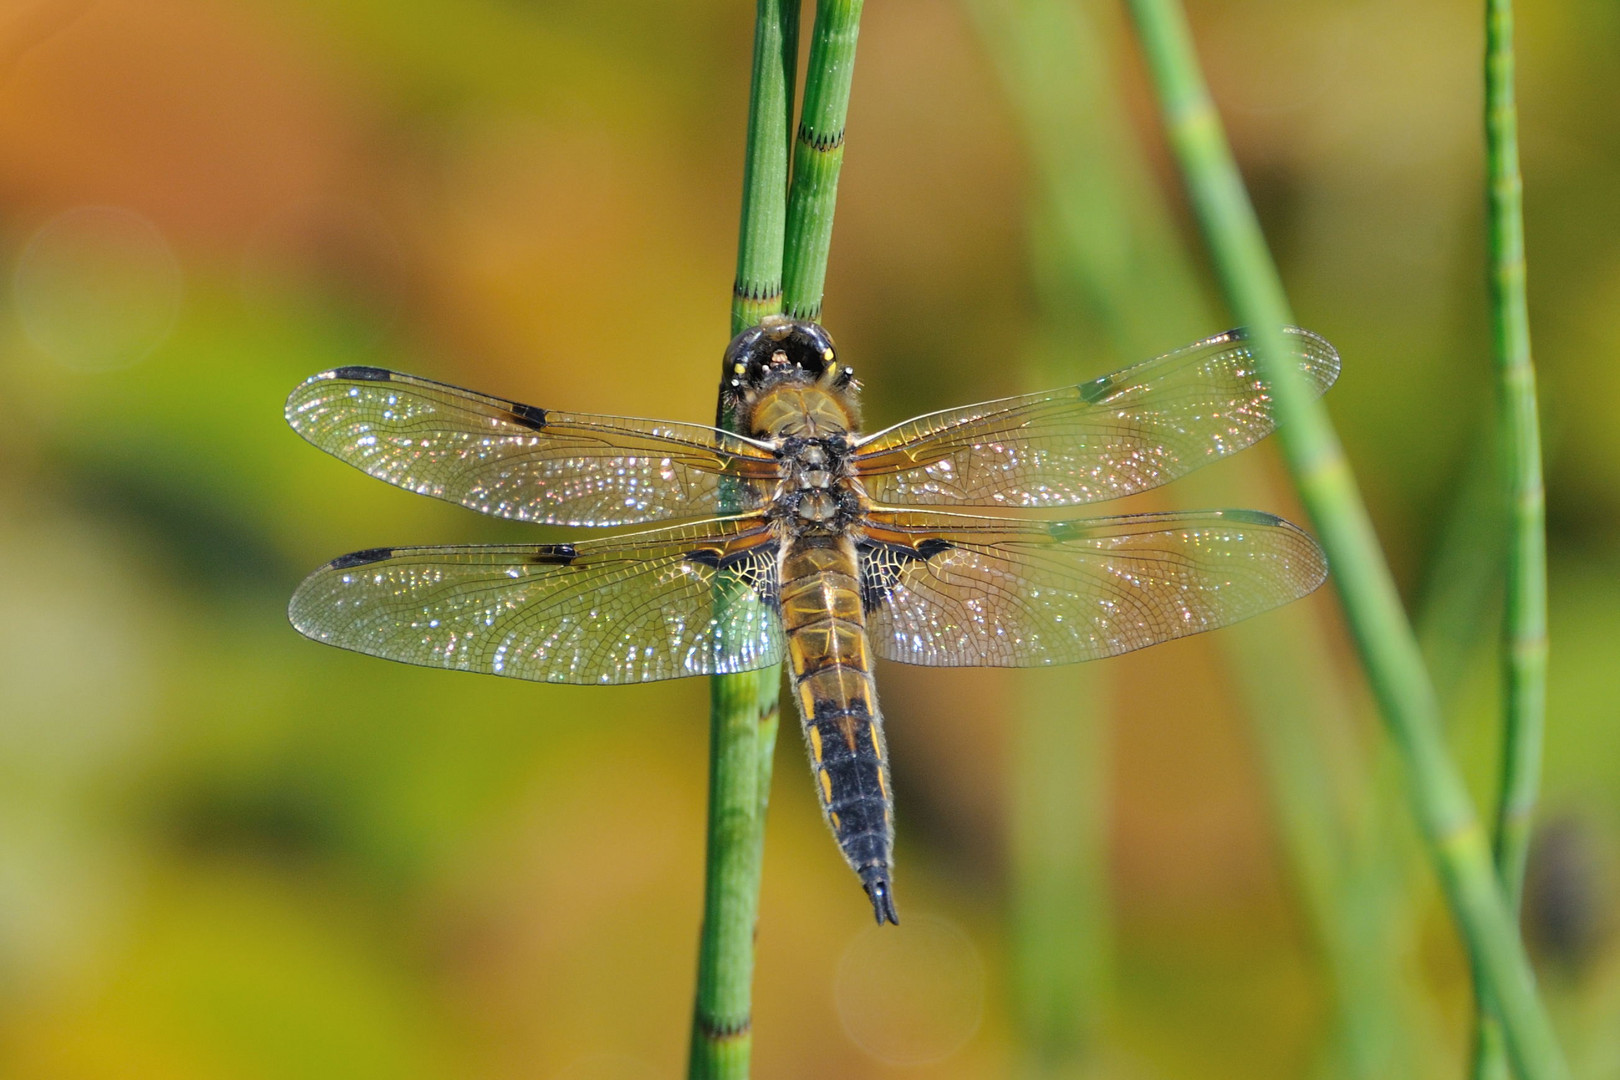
[0,1,1616,1077]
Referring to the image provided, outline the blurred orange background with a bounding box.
[0,1,1616,1077]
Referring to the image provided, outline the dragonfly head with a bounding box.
[722,317,858,392]
[720,317,862,435]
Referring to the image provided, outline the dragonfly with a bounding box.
[286,318,1337,925]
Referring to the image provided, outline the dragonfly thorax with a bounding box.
[777,435,863,533]
[781,434,849,486]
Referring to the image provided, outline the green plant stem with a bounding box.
[1473,0,1549,1075]
[730,0,802,337]
[689,669,781,1079]
[1122,3,1568,1079]
[970,2,1423,1074]
[689,4,798,1077]
[782,0,864,318]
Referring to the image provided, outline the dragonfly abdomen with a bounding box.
[780,535,898,925]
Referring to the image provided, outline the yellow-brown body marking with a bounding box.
[780,532,893,901]
[727,320,899,924]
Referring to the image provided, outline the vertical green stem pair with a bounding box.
[1123,0,1557,1077]
[689,3,863,1077]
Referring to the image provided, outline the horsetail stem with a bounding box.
[690,3,799,1077]
[782,0,864,320]
[1122,2,1568,1077]
[1472,0,1549,1074]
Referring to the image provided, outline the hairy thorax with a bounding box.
[746,386,866,535]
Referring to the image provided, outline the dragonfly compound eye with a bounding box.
[723,317,840,387]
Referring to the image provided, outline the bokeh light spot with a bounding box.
[13,205,182,372]
[834,913,984,1066]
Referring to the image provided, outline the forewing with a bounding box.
[860,508,1327,667]
[286,367,780,526]
[289,517,784,684]
[854,327,1338,508]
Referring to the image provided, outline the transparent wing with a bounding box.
[854,327,1338,508]
[289,516,784,684]
[859,507,1327,667]
[286,367,781,526]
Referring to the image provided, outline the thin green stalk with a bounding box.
[729,0,802,338]
[782,0,864,318]
[690,3,798,1077]
[1483,0,1546,960]
[969,1,1420,1073]
[690,668,781,1079]
[1122,3,1568,1079]
[1473,0,1549,1074]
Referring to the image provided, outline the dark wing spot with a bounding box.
[683,548,723,569]
[329,547,393,569]
[1216,508,1284,527]
[528,544,578,565]
[686,544,780,604]
[1078,374,1115,404]
[685,546,774,573]
[859,539,949,611]
[331,366,394,382]
[505,402,547,431]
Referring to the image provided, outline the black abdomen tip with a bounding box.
[860,865,900,926]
